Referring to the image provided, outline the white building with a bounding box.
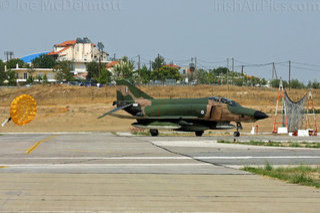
[48,38,109,74]
[11,64,56,83]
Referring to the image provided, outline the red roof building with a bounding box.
[164,64,181,69]
[106,61,120,69]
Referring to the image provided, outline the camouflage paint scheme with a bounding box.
[112,80,268,132]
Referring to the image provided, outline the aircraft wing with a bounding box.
[109,114,200,120]
[98,104,132,119]
[109,113,137,119]
[132,121,181,130]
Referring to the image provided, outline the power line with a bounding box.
[197,58,226,64]
[293,61,320,68]
[234,59,288,68]
[291,65,320,73]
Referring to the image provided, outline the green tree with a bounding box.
[307,80,320,89]
[6,70,17,86]
[6,58,25,69]
[196,69,209,84]
[139,65,151,84]
[98,69,112,84]
[233,77,244,86]
[86,61,99,82]
[0,60,6,85]
[290,79,305,89]
[122,56,129,62]
[208,70,219,84]
[32,54,56,68]
[0,60,4,72]
[86,61,112,84]
[26,75,34,84]
[42,74,48,84]
[27,68,35,82]
[270,79,288,88]
[151,66,181,82]
[212,67,229,76]
[54,61,73,81]
[152,55,166,70]
[260,78,267,86]
[36,74,43,83]
[312,80,320,89]
[113,60,135,82]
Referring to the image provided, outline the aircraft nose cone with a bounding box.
[254,111,268,120]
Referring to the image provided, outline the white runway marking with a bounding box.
[152,140,320,149]
[0,156,319,160]
[0,163,210,167]
[197,156,320,159]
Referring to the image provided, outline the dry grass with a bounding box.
[0,85,319,132]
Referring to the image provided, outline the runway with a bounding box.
[0,133,319,212]
[0,133,319,174]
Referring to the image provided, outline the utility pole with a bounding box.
[227,58,234,92]
[232,58,234,72]
[195,57,197,81]
[289,60,291,90]
[226,58,229,70]
[138,55,141,84]
[4,51,8,62]
[241,65,244,75]
[149,61,152,71]
[138,55,141,70]
[226,68,229,91]
[272,62,275,80]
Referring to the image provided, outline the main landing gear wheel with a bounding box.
[233,131,240,137]
[234,122,242,138]
[195,131,204,137]
[150,129,159,137]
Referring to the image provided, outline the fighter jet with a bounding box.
[99,80,268,137]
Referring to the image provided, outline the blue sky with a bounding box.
[1,0,320,82]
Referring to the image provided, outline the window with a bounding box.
[209,97,240,107]
[23,73,28,79]
[48,73,53,79]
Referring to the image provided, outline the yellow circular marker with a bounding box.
[10,94,37,126]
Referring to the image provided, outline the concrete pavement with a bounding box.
[0,133,319,212]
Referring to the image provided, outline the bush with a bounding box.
[290,79,305,89]
[151,66,181,82]
[307,80,320,89]
[265,162,273,171]
[270,79,288,88]
[6,70,17,86]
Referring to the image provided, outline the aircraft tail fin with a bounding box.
[116,80,153,102]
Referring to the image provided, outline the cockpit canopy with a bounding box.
[209,97,240,107]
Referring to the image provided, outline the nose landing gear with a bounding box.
[150,129,159,137]
[195,131,204,137]
[234,122,243,137]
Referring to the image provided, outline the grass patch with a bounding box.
[218,140,320,148]
[243,164,320,188]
